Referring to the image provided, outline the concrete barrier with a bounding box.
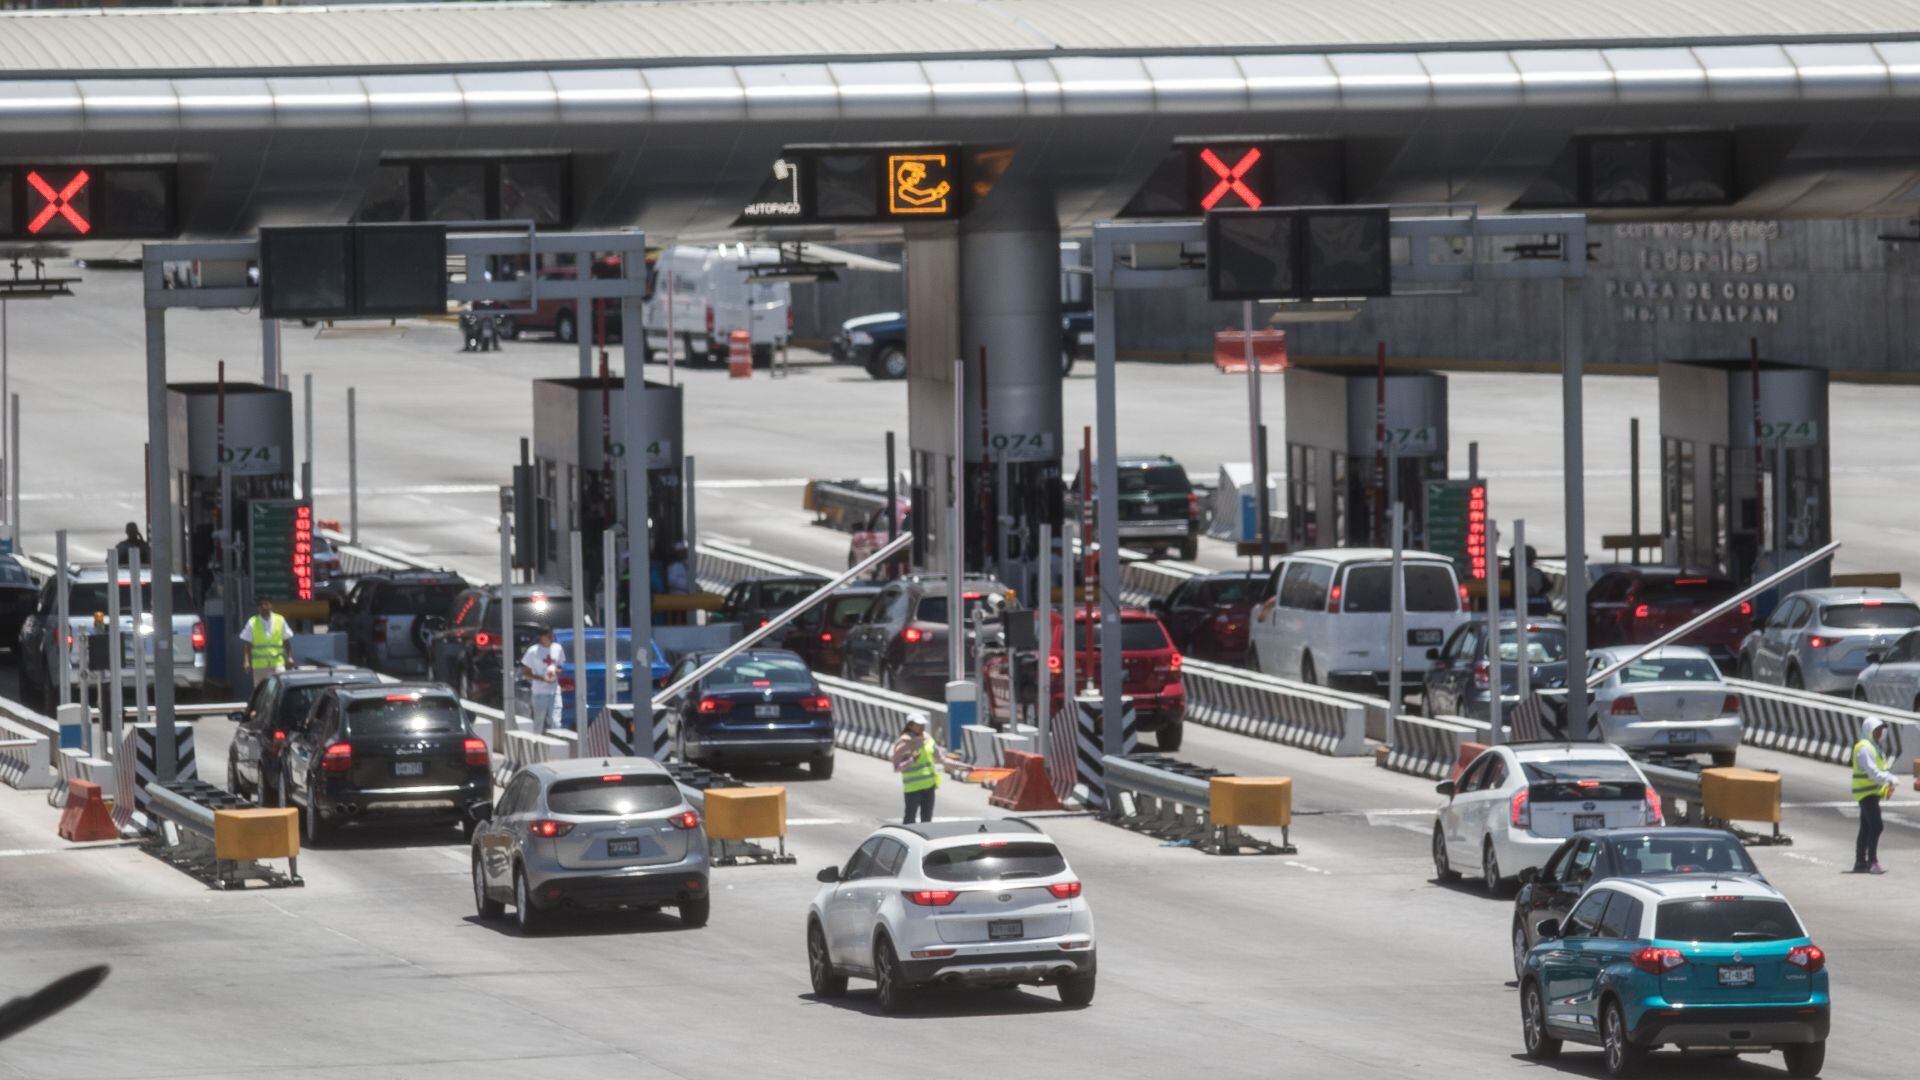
[1383,713,1483,780]
[1181,658,1369,757]
[1117,559,1201,607]
[49,747,114,808]
[499,729,569,785]
[815,672,945,761]
[1730,678,1920,773]
[961,724,1000,766]
[0,698,58,791]
[694,538,833,593]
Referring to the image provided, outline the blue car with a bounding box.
[665,648,835,777]
[1518,876,1829,1077]
[545,629,670,731]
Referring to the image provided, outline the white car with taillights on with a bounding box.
[805,819,1096,1013]
[1587,645,1744,767]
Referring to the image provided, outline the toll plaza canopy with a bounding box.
[8,0,1920,235]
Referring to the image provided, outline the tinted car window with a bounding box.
[922,841,1067,882]
[1115,465,1189,495]
[1343,564,1458,613]
[1566,890,1612,937]
[0,559,31,585]
[1655,898,1804,942]
[1071,620,1174,651]
[379,582,463,615]
[1618,657,1721,684]
[512,596,575,630]
[914,595,987,626]
[1596,892,1642,940]
[1637,576,1736,604]
[1522,759,1646,801]
[1609,833,1758,876]
[343,696,465,736]
[1493,627,1568,662]
[546,774,681,816]
[703,654,815,691]
[278,684,340,729]
[562,635,633,662]
[1821,602,1920,630]
[1202,577,1262,605]
[826,595,876,628]
[759,581,826,611]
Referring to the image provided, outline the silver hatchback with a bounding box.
[471,757,710,933]
[1738,587,1920,694]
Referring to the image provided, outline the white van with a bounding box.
[643,245,792,366]
[1247,548,1470,694]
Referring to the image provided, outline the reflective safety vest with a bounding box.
[1852,739,1891,802]
[901,739,941,793]
[249,613,289,669]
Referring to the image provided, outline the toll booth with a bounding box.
[1282,366,1449,549]
[530,377,685,601]
[1657,359,1831,586]
[166,382,295,603]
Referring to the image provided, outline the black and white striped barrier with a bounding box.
[1383,713,1482,780]
[815,673,946,761]
[1117,559,1202,607]
[1073,696,1138,811]
[1730,678,1920,773]
[49,747,114,809]
[112,722,198,835]
[580,704,656,759]
[1181,658,1369,757]
[0,700,58,791]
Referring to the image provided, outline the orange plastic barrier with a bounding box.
[59,779,119,842]
[1449,741,1489,783]
[989,750,1063,812]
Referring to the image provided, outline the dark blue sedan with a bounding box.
[666,649,835,778]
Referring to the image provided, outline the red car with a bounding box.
[984,609,1185,750]
[1586,566,1753,664]
[1149,570,1267,664]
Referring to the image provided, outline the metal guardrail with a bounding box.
[1116,559,1202,606]
[1181,658,1370,757]
[315,527,442,575]
[694,538,835,593]
[816,672,946,760]
[147,780,302,888]
[805,479,889,530]
[1730,677,1920,774]
[1101,753,1294,855]
[1382,713,1485,779]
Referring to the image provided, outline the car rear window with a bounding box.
[1655,898,1804,942]
[1522,759,1646,801]
[826,595,875,627]
[0,559,30,585]
[1821,602,1920,630]
[380,583,462,616]
[1618,656,1722,684]
[704,654,815,691]
[1494,627,1568,662]
[914,595,987,626]
[1342,564,1460,613]
[922,841,1067,882]
[562,635,633,663]
[546,774,682,816]
[70,581,195,615]
[513,595,575,630]
[1637,576,1736,604]
[1071,619,1174,652]
[1116,465,1190,495]
[1610,834,1758,877]
[759,581,825,611]
[344,695,465,736]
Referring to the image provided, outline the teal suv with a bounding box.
[1518,876,1829,1077]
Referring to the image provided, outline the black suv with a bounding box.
[840,574,1009,698]
[1068,455,1200,560]
[718,575,829,629]
[228,666,383,806]
[282,683,492,845]
[333,570,469,675]
[427,584,579,706]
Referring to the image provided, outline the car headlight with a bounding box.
[849,330,873,345]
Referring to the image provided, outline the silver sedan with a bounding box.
[1738,587,1920,694]
[471,757,710,934]
[1587,646,1743,766]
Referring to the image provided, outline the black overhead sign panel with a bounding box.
[4,164,178,240]
[1206,206,1392,302]
[738,147,962,225]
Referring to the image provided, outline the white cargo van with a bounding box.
[1247,548,1469,695]
[643,245,792,367]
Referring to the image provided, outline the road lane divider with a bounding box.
[56,778,118,842]
[112,722,197,836]
[1643,762,1791,846]
[1101,753,1295,855]
[988,750,1063,812]
[1181,658,1371,757]
[146,780,301,889]
[1381,713,1482,780]
[1730,677,1920,773]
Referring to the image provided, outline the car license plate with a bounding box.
[1574,813,1605,831]
[606,838,641,858]
[1718,964,1756,987]
[1409,628,1444,646]
[393,761,424,777]
[755,704,781,719]
[988,919,1024,940]
[1668,729,1699,744]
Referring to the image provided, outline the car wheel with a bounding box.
[1432,823,1458,881]
[1057,970,1096,1007]
[1156,716,1184,752]
[555,309,577,344]
[807,921,847,997]
[1177,537,1198,562]
[810,754,835,780]
[1482,840,1505,894]
[678,895,711,928]
[1300,652,1318,686]
[1602,999,1646,1077]
[473,853,504,921]
[1785,664,1804,690]
[514,867,545,935]
[498,316,520,341]
[871,346,907,380]
[1512,920,1531,981]
[1520,980,1561,1060]
[872,936,912,1014]
[1783,1040,1826,1077]
[303,796,331,848]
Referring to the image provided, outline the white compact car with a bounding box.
[1433,742,1663,893]
[1587,645,1744,766]
[805,820,1096,1013]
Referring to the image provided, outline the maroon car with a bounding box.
[1587,567,1753,663]
[1149,570,1267,664]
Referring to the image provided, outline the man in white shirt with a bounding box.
[518,627,565,729]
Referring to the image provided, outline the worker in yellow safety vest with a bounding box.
[890,712,962,825]
[241,596,292,691]
[1852,717,1899,875]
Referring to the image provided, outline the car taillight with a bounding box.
[1046,881,1082,899]
[1634,604,1650,619]
[530,819,574,838]
[1786,944,1825,973]
[1808,636,1826,649]
[1458,583,1469,611]
[1510,788,1530,829]
[705,306,715,334]
[272,729,286,744]
[475,631,493,649]
[786,307,795,333]
[191,622,206,651]
[669,810,700,830]
[801,694,832,713]
[1722,694,1741,714]
[558,674,575,693]
[1610,695,1639,715]
[1473,661,1490,689]
[1170,652,1183,672]
[1739,601,1753,617]
[697,697,732,715]
[1048,653,1062,674]
[820,631,834,642]
[1186,492,1199,520]
[320,742,352,772]
[1631,946,1687,975]
[903,889,958,906]
[902,627,925,644]
[1327,584,1342,612]
[1645,787,1664,825]
[464,737,489,766]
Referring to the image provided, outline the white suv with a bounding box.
[1433,742,1663,893]
[805,819,1096,1013]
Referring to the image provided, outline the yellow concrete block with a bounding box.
[214,808,300,861]
[1210,776,1292,828]
[704,786,786,841]
[1701,767,1781,825]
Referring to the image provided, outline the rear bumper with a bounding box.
[685,733,833,763]
[532,865,709,912]
[1632,1004,1829,1048]
[899,946,1095,988]
[1605,717,1744,753]
[316,779,492,824]
[1115,520,1195,543]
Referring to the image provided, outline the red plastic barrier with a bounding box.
[59,779,119,842]
[1449,742,1489,783]
[989,750,1063,812]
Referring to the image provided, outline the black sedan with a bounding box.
[228,666,383,806]
[1510,826,1762,977]
[666,649,835,777]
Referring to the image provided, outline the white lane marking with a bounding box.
[1780,851,1838,868]
[786,817,851,827]
[0,848,60,858]
[1782,801,1865,810]
[1284,860,1332,875]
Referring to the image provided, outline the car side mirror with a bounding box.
[1425,648,1440,661]
[1147,599,1168,615]
[1434,779,1456,797]
[815,867,840,884]
[1867,652,1883,666]
[1535,919,1561,941]
[1518,866,1539,885]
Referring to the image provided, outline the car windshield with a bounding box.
[0,559,30,585]
[1638,576,1736,604]
[1522,758,1646,801]
[1618,657,1722,684]
[758,581,826,611]
[825,594,875,628]
[512,595,575,630]
[560,635,633,664]
[381,582,463,616]
[344,695,465,736]
[1116,465,1189,495]
[1493,627,1568,662]
[1655,898,1804,942]
[1608,834,1759,877]
[69,580,195,615]
[1070,619,1173,652]
[703,654,814,692]
[1342,564,1460,613]
[279,682,368,728]
[546,774,682,816]
[922,841,1067,882]
[1821,602,1920,630]
[914,594,988,626]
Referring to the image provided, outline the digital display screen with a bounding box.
[1123,141,1345,218]
[1302,207,1391,298]
[260,226,354,320]
[737,148,964,224]
[355,223,448,317]
[1208,206,1393,301]
[250,500,314,603]
[13,164,177,239]
[812,153,879,221]
[1207,210,1298,301]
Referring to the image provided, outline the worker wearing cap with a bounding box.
[1852,717,1899,874]
[519,627,565,729]
[240,596,291,691]
[890,712,962,825]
